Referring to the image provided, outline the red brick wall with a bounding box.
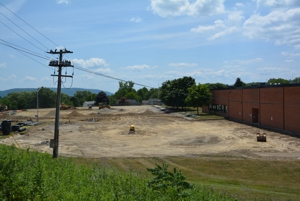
[284,86,300,133]
[228,89,243,120]
[211,90,228,105]
[243,88,259,123]
[259,88,284,130]
[207,86,300,134]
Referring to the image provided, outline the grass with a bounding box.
[163,106,225,120]
[74,156,300,200]
[0,145,237,200]
[1,107,299,200]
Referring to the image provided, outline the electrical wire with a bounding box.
[0,41,49,60]
[0,2,156,89]
[72,64,154,88]
[0,39,49,59]
[0,2,59,47]
[0,20,47,52]
[0,12,49,51]
[16,51,53,70]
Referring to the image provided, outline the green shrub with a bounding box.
[0,145,236,200]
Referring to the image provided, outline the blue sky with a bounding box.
[1,0,299,93]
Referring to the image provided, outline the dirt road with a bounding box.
[1,105,300,159]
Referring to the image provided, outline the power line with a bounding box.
[1,39,156,88]
[0,20,47,52]
[0,12,49,51]
[0,40,49,60]
[0,3,156,89]
[73,64,155,88]
[0,42,54,70]
[0,2,59,47]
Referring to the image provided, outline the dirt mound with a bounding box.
[98,108,117,113]
[88,112,98,116]
[43,110,56,117]
[141,110,155,115]
[68,110,85,117]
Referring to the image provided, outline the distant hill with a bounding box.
[0,88,113,97]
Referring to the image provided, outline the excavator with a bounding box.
[60,103,71,110]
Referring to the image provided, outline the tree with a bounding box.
[61,93,72,106]
[160,76,195,109]
[114,81,136,99]
[72,91,95,107]
[38,88,56,108]
[267,78,289,85]
[293,77,300,83]
[185,84,212,114]
[95,91,109,106]
[148,88,160,99]
[111,81,141,103]
[160,80,174,107]
[205,82,228,90]
[137,87,149,100]
[234,77,246,87]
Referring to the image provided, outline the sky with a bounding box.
[0,0,300,94]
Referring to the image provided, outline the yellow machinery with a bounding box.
[99,102,111,109]
[60,103,71,110]
[128,125,135,134]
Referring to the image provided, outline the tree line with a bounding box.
[0,82,160,110]
[1,76,299,111]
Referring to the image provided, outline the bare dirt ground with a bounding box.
[1,105,300,160]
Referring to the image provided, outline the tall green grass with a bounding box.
[0,145,235,200]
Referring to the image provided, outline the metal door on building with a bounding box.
[252,108,259,123]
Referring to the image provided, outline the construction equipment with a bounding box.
[257,132,267,142]
[99,102,110,109]
[128,125,135,134]
[0,104,8,112]
[60,103,71,110]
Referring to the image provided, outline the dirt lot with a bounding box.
[1,105,300,160]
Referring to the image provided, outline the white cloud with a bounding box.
[281,51,300,57]
[72,58,107,68]
[23,76,37,82]
[0,0,26,19]
[0,74,16,82]
[235,3,244,7]
[125,64,151,70]
[295,44,300,49]
[191,11,244,40]
[255,0,300,7]
[57,0,70,4]
[208,26,237,40]
[256,67,297,77]
[40,77,52,82]
[130,17,142,23]
[223,58,264,65]
[285,60,293,62]
[169,62,197,68]
[0,62,6,68]
[149,0,225,18]
[191,20,224,33]
[9,55,15,58]
[243,8,300,48]
[94,68,112,73]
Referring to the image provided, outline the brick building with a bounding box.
[202,84,300,135]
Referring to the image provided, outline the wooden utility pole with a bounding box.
[47,49,73,158]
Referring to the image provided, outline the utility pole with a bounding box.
[36,87,42,123]
[47,49,73,158]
